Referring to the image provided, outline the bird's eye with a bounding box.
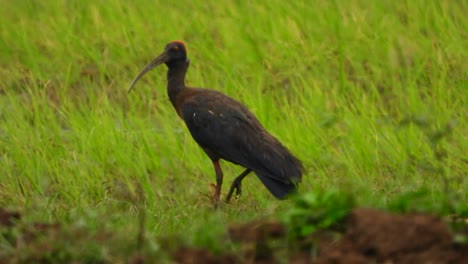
[172,46,179,52]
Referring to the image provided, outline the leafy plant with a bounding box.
[282,189,354,239]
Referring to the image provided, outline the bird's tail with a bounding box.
[255,172,299,199]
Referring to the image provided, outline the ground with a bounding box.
[1,207,466,263]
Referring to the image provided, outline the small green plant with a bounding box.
[389,188,445,214]
[282,189,354,239]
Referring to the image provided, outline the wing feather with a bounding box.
[180,90,302,184]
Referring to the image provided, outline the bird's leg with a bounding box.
[212,160,223,205]
[226,169,252,203]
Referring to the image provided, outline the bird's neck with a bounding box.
[166,60,189,106]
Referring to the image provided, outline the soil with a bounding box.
[312,208,467,264]
[1,207,466,263]
[176,208,467,264]
[0,208,20,227]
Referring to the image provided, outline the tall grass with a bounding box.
[0,0,466,245]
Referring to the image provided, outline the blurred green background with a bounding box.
[0,0,466,261]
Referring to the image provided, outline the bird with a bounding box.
[128,41,303,204]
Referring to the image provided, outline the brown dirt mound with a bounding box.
[1,207,466,263]
[172,246,238,264]
[0,208,20,227]
[314,208,467,263]
[224,208,467,264]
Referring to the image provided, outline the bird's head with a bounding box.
[128,41,188,93]
[163,41,188,65]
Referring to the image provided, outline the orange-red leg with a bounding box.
[212,160,223,205]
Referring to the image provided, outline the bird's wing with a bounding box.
[180,91,301,184]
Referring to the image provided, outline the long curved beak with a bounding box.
[128,51,169,93]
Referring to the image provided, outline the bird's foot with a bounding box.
[210,183,221,208]
[225,179,242,203]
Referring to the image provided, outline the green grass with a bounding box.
[0,0,467,261]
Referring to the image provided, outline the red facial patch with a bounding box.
[169,40,187,54]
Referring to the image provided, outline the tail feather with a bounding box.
[255,172,299,199]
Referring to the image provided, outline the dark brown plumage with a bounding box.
[128,41,303,204]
